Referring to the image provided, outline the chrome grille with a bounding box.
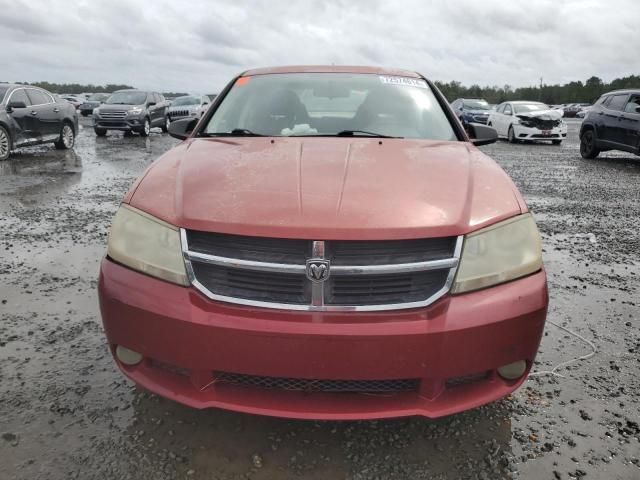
[215,372,419,393]
[182,230,462,311]
[169,109,191,118]
[100,110,127,119]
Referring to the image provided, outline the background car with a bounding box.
[576,106,592,118]
[59,95,83,109]
[0,84,78,160]
[563,103,591,118]
[167,95,211,122]
[489,101,567,144]
[79,93,110,117]
[579,89,640,159]
[450,98,492,125]
[93,90,170,136]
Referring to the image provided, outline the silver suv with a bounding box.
[93,90,170,137]
[167,95,211,122]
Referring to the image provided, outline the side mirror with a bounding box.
[148,102,157,107]
[168,118,198,140]
[635,106,640,114]
[468,123,498,146]
[202,102,209,106]
[7,101,27,112]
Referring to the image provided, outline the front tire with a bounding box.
[55,122,75,150]
[161,116,170,133]
[94,127,107,137]
[0,126,12,161]
[139,117,151,137]
[508,125,518,143]
[580,130,600,159]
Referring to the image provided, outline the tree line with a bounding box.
[435,75,640,105]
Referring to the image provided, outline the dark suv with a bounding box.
[93,90,170,137]
[0,84,78,161]
[450,98,492,126]
[580,90,640,159]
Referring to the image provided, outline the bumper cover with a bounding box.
[99,259,548,419]
[515,124,568,140]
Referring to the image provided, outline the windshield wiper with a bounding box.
[204,128,265,137]
[335,130,399,138]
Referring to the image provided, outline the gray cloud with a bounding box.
[0,0,638,93]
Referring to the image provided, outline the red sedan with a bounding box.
[98,66,547,420]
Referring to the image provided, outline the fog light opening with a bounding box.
[497,360,527,380]
[116,345,143,366]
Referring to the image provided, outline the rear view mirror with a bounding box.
[169,118,198,140]
[468,123,498,146]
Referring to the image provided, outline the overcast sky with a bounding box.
[1,0,638,94]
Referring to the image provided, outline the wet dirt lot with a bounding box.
[1,118,639,480]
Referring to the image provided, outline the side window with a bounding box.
[624,94,640,114]
[451,100,459,109]
[158,93,165,103]
[598,95,610,106]
[496,103,505,113]
[607,94,628,112]
[504,104,512,115]
[26,89,52,105]
[9,88,31,106]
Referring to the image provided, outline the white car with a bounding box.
[488,101,567,145]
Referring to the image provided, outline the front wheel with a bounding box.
[580,130,600,159]
[94,127,107,137]
[139,117,151,137]
[161,116,170,133]
[55,123,75,150]
[508,125,518,143]
[0,126,12,161]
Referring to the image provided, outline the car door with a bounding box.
[149,93,162,126]
[501,103,514,136]
[621,94,640,152]
[26,88,61,140]
[5,88,37,144]
[489,103,503,133]
[600,93,628,146]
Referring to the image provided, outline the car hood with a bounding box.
[464,109,491,115]
[516,109,564,121]
[169,105,199,111]
[99,104,141,111]
[126,138,525,239]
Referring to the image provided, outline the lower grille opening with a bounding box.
[214,372,420,394]
[445,371,490,388]
[151,359,191,377]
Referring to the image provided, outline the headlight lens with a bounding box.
[107,205,188,286]
[452,214,542,294]
[128,108,143,115]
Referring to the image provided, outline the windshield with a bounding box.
[463,99,490,110]
[203,73,456,140]
[105,91,147,105]
[88,93,109,101]
[0,86,8,104]
[173,96,199,106]
[514,103,548,113]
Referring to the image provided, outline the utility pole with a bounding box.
[539,77,543,101]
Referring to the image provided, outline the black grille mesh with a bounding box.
[215,372,419,393]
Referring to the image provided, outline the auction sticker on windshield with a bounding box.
[379,76,427,88]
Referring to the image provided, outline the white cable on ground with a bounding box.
[528,319,597,378]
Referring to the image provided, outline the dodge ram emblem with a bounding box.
[306,259,330,282]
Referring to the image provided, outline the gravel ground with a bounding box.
[0,118,638,480]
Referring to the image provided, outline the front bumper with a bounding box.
[93,116,144,131]
[98,259,548,420]
[514,123,568,141]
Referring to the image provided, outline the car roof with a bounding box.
[603,89,640,95]
[508,100,546,104]
[242,65,422,78]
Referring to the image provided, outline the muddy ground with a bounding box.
[0,118,638,480]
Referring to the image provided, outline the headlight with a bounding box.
[107,204,188,286]
[93,108,100,116]
[128,108,143,115]
[452,214,542,294]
